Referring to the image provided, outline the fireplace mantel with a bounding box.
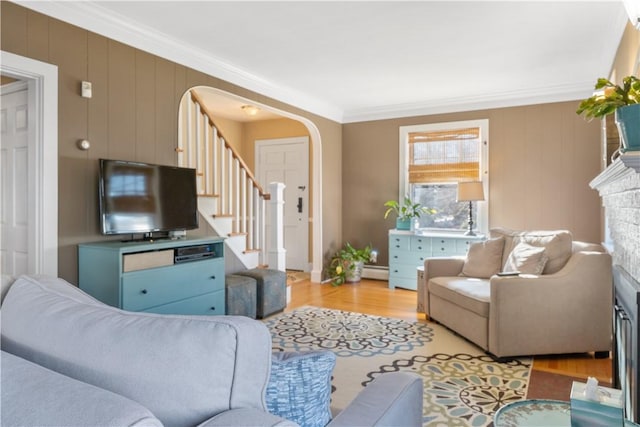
[590,151,640,190]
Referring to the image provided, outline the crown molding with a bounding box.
[342,83,594,123]
[16,1,629,125]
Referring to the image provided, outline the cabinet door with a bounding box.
[122,259,222,311]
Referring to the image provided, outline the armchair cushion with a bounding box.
[503,241,548,274]
[266,350,336,427]
[460,237,504,279]
[490,228,572,274]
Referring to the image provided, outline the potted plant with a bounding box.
[384,196,436,230]
[329,242,373,286]
[576,75,640,153]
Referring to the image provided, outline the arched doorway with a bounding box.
[178,87,323,282]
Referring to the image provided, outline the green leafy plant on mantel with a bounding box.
[329,242,373,286]
[576,75,640,120]
[384,196,436,221]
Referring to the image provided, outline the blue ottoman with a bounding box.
[236,269,286,319]
[225,274,257,319]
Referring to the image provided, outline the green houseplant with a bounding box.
[329,242,373,286]
[576,75,640,153]
[384,196,436,230]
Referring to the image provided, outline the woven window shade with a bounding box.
[409,127,480,183]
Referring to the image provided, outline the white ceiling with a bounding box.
[18,1,630,123]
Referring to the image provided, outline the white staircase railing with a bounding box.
[178,89,272,267]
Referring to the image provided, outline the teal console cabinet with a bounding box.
[388,230,484,290]
[78,236,225,315]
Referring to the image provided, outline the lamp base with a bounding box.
[464,230,477,236]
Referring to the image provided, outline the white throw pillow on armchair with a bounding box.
[503,241,548,275]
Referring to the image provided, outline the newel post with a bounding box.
[268,182,286,271]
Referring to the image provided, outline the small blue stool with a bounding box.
[235,269,286,319]
[225,274,257,319]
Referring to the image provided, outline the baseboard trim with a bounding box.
[362,266,389,281]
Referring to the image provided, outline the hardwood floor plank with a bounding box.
[287,277,612,383]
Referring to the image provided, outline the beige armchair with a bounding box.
[421,228,612,359]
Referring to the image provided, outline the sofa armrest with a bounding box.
[420,257,465,316]
[327,372,423,427]
[488,251,613,358]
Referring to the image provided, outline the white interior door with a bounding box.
[1,82,29,277]
[256,137,309,271]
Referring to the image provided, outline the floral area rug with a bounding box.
[264,306,531,426]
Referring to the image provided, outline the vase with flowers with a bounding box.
[576,75,640,153]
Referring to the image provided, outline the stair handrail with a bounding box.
[186,90,270,200]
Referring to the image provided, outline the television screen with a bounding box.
[99,159,199,235]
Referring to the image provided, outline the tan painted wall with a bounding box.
[1,1,342,283]
[343,102,602,266]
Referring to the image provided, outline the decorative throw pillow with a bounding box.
[490,228,572,274]
[460,237,505,279]
[503,241,548,275]
[266,350,336,427]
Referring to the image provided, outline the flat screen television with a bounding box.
[99,159,199,236]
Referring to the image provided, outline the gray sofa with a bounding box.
[1,274,423,427]
[421,228,613,359]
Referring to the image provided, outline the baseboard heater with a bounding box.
[362,265,389,281]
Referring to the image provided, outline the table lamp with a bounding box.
[457,181,484,236]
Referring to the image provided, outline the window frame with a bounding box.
[399,119,489,235]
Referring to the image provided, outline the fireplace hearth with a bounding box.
[613,265,639,423]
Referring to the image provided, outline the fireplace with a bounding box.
[613,265,640,423]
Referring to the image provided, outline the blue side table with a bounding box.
[494,399,638,427]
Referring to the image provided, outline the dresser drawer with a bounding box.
[389,234,410,251]
[431,238,457,255]
[388,263,418,279]
[122,259,222,311]
[410,236,431,252]
[142,290,225,315]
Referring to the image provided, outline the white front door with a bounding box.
[1,82,29,276]
[256,137,309,271]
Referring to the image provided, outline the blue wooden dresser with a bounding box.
[78,236,225,315]
[388,230,484,290]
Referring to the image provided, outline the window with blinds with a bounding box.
[399,120,488,233]
[408,127,480,184]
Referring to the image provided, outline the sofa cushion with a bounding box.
[1,350,163,427]
[266,350,336,427]
[490,228,572,274]
[1,275,273,427]
[503,242,548,275]
[460,237,504,279]
[428,277,490,317]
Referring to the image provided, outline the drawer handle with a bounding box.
[210,306,216,311]
[141,289,148,294]
[394,255,398,259]
[440,240,445,243]
[210,275,216,280]
[394,270,399,273]
[417,246,422,250]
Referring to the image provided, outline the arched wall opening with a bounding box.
[178,86,323,282]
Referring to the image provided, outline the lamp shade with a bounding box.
[457,181,484,202]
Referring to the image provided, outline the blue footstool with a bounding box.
[225,274,257,319]
[235,269,286,319]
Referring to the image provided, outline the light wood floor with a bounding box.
[287,277,612,384]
